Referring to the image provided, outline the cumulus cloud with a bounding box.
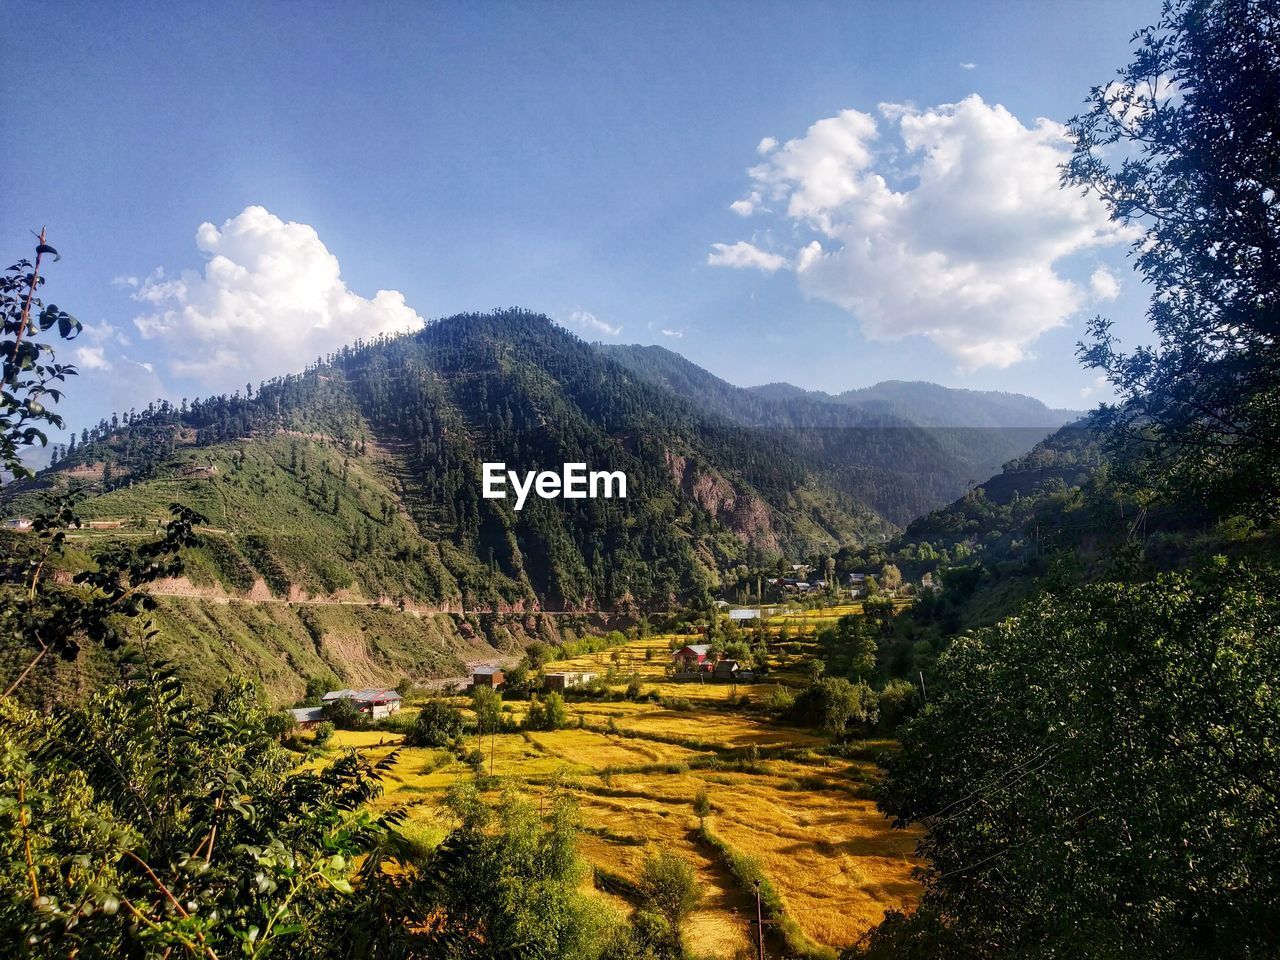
[566,310,622,338]
[660,328,684,339]
[707,241,788,272]
[130,206,423,385]
[74,346,111,371]
[1090,265,1121,300]
[711,95,1131,369]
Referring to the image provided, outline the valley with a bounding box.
[315,633,921,959]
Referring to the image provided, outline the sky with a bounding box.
[7,0,1166,441]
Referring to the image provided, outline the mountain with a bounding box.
[597,343,1073,524]
[11,311,891,616]
[794,380,1079,429]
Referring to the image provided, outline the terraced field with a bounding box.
[318,636,921,958]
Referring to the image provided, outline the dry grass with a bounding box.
[312,633,920,956]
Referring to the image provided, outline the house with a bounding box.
[472,665,505,688]
[811,579,828,589]
[672,644,712,669]
[846,572,868,597]
[289,706,325,729]
[543,671,596,691]
[321,688,403,720]
[713,659,741,680]
[4,518,32,531]
[728,608,761,621]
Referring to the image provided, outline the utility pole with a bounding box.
[755,880,766,960]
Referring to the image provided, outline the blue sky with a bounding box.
[8,0,1164,439]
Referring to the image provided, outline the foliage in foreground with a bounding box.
[0,662,664,960]
[0,662,401,959]
[857,561,1280,959]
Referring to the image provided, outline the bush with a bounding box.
[877,678,919,731]
[406,699,465,747]
[312,720,335,746]
[790,677,879,736]
[321,696,366,730]
[764,684,797,714]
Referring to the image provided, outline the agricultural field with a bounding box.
[315,634,921,958]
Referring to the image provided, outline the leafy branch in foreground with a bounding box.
[0,664,404,959]
[1,232,81,483]
[0,493,206,699]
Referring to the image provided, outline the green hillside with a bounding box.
[20,311,890,611]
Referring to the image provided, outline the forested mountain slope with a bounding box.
[599,343,1069,523]
[8,311,891,614]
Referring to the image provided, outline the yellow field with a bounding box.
[316,634,921,958]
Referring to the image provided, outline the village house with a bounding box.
[713,659,741,680]
[4,517,32,531]
[288,706,325,729]
[471,665,505,688]
[543,670,596,691]
[321,687,403,720]
[728,608,760,621]
[672,643,712,670]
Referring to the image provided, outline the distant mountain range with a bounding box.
[748,378,1080,428]
[598,343,1080,525]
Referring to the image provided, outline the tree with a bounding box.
[791,677,878,736]
[412,786,612,959]
[471,686,503,736]
[407,698,465,747]
[526,692,568,732]
[870,562,1280,958]
[879,563,903,593]
[637,851,702,957]
[817,614,878,681]
[0,236,81,484]
[321,695,365,730]
[1064,0,1280,519]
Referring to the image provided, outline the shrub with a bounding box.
[764,684,796,714]
[321,696,366,730]
[693,788,711,819]
[877,678,919,731]
[790,677,879,736]
[312,720,335,746]
[407,699,465,747]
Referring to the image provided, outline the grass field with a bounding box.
[315,634,921,958]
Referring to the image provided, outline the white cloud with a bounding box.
[130,206,423,385]
[707,241,788,273]
[711,95,1131,369]
[660,328,684,339]
[566,310,622,338]
[757,137,779,155]
[1080,374,1109,399]
[959,61,977,70]
[74,346,111,371]
[1089,265,1121,300]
